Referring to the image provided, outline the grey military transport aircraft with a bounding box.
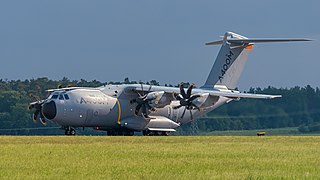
[29,32,310,136]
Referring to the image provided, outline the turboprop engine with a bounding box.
[131,90,172,118]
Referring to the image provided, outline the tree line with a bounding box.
[0,77,320,135]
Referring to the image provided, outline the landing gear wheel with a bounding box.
[64,127,76,136]
[70,128,76,136]
[143,130,151,136]
[107,130,113,136]
[107,130,134,136]
[143,130,169,136]
[161,131,169,136]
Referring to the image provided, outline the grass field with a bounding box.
[1,136,320,179]
[200,127,303,136]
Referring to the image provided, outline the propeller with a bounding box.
[130,83,155,119]
[28,96,47,125]
[29,83,67,125]
[173,83,201,120]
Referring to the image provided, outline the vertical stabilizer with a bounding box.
[202,32,311,89]
[202,32,253,89]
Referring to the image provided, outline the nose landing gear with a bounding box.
[64,127,76,136]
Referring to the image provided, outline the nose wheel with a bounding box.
[65,127,76,136]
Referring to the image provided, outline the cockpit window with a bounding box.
[59,95,64,100]
[51,94,59,99]
[64,94,70,100]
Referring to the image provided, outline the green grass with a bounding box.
[201,127,303,136]
[1,136,320,179]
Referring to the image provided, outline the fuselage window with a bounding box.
[51,95,59,99]
[59,94,64,100]
[64,94,70,100]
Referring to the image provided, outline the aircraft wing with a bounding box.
[46,87,95,92]
[128,84,281,100]
[206,90,281,99]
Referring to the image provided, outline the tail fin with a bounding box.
[202,32,311,89]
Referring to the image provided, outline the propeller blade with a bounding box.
[179,83,187,99]
[173,105,182,109]
[130,99,137,104]
[191,103,201,111]
[32,109,40,123]
[135,104,142,115]
[141,104,149,118]
[140,82,144,95]
[39,116,46,126]
[189,110,193,120]
[175,94,183,101]
[146,102,153,110]
[186,84,194,99]
[39,108,46,125]
[188,94,201,102]
[180,107,187,119]
[147,84,152,92]
[29,93,40,101]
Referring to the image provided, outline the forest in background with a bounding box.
[1,77,320,135]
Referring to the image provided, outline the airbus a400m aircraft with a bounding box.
[29,32,310,136]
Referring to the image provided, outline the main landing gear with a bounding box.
[64,127,76,136]
[107,130,134,136]
[142,130,169,136]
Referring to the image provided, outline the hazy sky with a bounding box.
[0,0,319,90]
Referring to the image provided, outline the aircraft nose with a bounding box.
[42,101,57,120]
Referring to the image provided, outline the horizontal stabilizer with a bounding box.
[228,38,312,44]
[206,38,312,45]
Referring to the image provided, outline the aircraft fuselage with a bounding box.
[43,84,227,131]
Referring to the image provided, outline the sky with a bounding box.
[0,0,319,90]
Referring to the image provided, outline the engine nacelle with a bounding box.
[146,91,172,108]
[192,93,219,108]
